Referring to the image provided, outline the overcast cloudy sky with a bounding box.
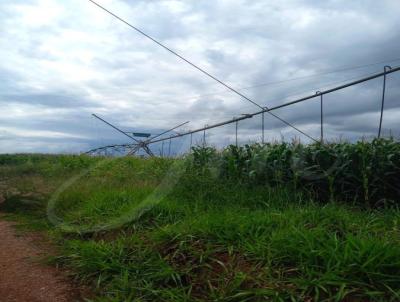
[1,0,400,154]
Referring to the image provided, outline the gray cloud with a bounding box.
[0,0,399,153]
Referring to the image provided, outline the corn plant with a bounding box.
[188,138,400,208]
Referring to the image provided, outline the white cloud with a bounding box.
[0,126,88,139]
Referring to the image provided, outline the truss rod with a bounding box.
[88,0,316,142]
[147,121,190,142]
[92,114,139,143]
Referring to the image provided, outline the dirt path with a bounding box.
[0,217,84,302]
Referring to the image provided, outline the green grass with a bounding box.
[1,141,400,301]
[55,201,400,301]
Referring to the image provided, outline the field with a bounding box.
[1,138,400,301]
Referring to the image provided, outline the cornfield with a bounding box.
[189,138,400,208]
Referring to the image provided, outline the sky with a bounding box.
[1,0,400,154]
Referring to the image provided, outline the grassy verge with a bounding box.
[1,144,400,301]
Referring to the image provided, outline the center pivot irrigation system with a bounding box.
[86,66,400,157]
[85,1,400,157]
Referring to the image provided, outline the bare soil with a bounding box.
[0,217,86,302]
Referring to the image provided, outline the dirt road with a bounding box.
[0,217,84,302]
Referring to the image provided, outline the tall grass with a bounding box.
[1,139,400,301]
[56,198,400,301]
